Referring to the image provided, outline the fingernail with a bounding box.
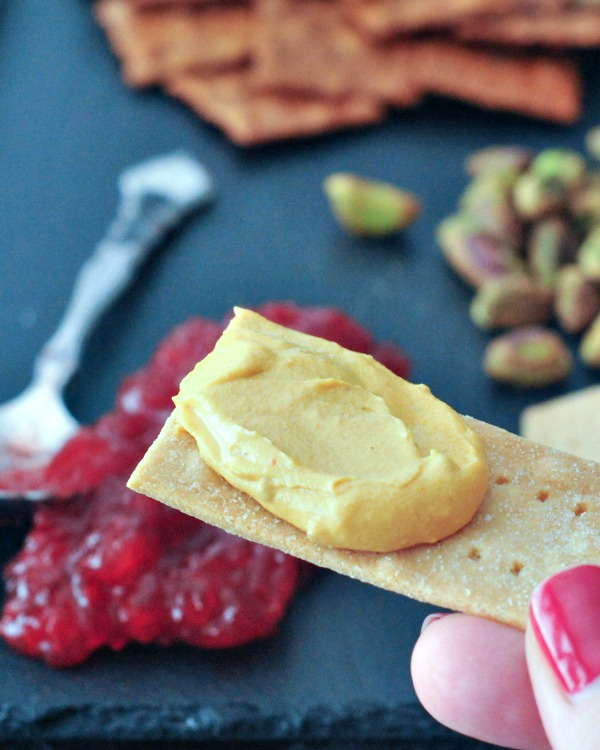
[421,613,447,634]
[530,564,600,696]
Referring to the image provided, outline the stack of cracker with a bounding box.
[94,0,600,146]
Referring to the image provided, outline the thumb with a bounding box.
[526,564,600,750]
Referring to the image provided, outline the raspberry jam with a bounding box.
[0,304,410,667]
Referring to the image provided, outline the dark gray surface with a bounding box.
[1,1,600,747]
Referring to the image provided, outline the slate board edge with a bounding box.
[0,701,463,743]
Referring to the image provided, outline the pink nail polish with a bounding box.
[530,565,600,696]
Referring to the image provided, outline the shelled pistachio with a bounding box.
[323,173,420,237]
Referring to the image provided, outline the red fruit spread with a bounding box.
[0,303,410,667]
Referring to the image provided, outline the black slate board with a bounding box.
[1,2,599,748]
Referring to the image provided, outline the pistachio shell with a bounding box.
[323,173,420,236]
[531,148,586,189]
[470,276,553,330]
[460,173,523,244]
[437,214,524,289]
[512,171,567,220]
[585,126,600,161]
[578,227,600,281]
[483,327,572,388]
[465,146,532,178]
[580,313,600,368]
[569,172,600,231]
[555,264,600,334]
[527,217,577,288]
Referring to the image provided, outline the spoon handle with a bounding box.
[32,153,213,391]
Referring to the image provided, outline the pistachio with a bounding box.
[460,173,523,244]
[470,276,553,330]
[483,327,573,388]
[580,313,600,368]
[527,217,577,288]
[465,146,532,178]
[436,214,524,288]
[578,226,600,281]
[555,264,600,334]
[323,173,420,236]
[513,170,570,220]
[569,171,600,232]
[585,125,600,161]
[531,148,586,190]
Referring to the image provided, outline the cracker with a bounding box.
[521,386,600,464]
[457,8,600,48]
[93,0,586,142]
[166,69,384,146]
[129,0,242,7]
[251,0,421,105]
[410,40,581,124]
[94,0,253,87]
[129,413,600,630]
[341,0,562,40]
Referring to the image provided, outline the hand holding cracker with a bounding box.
[412,565,600,748]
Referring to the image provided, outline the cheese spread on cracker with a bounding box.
[172,308,489,552]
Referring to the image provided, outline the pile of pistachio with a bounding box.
[437,131,600,387]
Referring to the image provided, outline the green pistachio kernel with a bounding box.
[531,148,586,188]
[470,276,553,330]
[460,173,522,244]
[513,171,566,220]
[323,173,421,237]
[580,314,600,368]
[436,214,524,289]
[465,146,532,179]
[585,126,600,161]
[555,264,600,334]
[578,227,600,281]
[527,217,576,288]
[483,327,573,388]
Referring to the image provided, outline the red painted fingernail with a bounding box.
[530,565,600,696]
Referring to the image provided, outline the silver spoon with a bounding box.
[0,151,214,501]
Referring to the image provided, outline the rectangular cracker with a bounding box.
[521,386,600,464]
[166,69,384,146]
[341,0,565,40]
[94,0,253,87]
[129,413,600,630]
[128,0,244,6]
[456,8,600,48]
[409,40,582,124]
[251,0,421,106]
